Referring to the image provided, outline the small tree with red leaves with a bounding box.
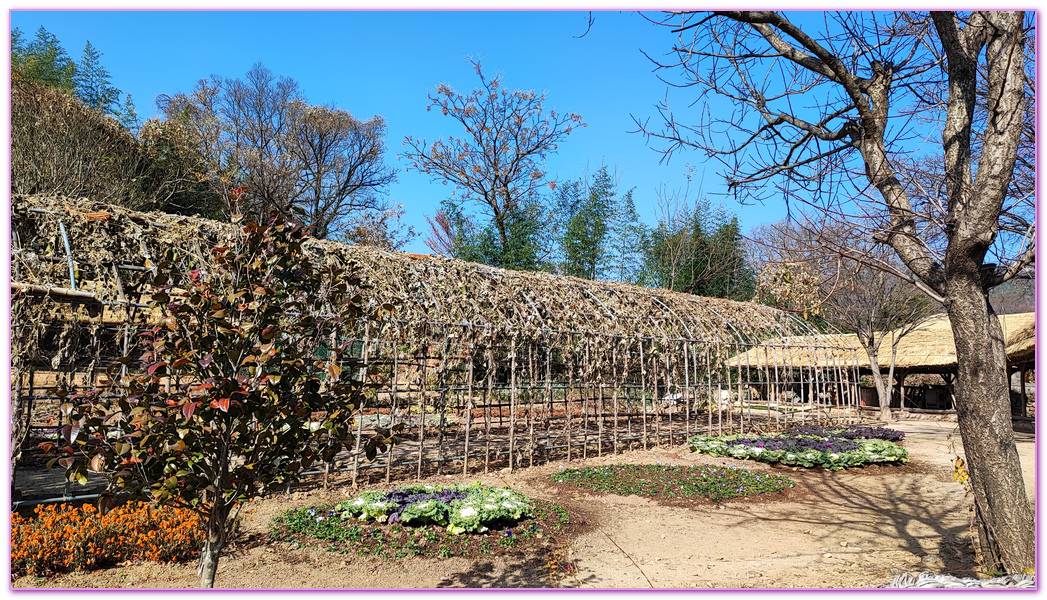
[48,212,397,587]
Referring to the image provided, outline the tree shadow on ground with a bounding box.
[723,460,979,576]
[436,557,596,588]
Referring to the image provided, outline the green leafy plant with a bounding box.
[43,213,398,587]
[551,463,793,501]
[273,497,571,571]
[334,482,532,535]
[689,432,908,469]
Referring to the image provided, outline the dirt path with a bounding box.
[12,419,1035,589]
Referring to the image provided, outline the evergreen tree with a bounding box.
[17,26,77,92]
[605,189,647,285]
[11,27,27,71]
[642,201,755,300]
[117,93,141,134]
[74,41,120,114]
[436,196,549,271]
[555,166,645,282]
[559,167,614,279]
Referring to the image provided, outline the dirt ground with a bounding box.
[11,419,1036,589]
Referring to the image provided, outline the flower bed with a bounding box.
[272,490,575,568]
[782,424,905,442]
[551,463,794,501]
[689,429,908,470]
[12,502,202,576]
[333,482,532,535]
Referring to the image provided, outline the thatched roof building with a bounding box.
[727,312,1034,374]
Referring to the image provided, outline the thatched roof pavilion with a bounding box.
[727,312,1034,374]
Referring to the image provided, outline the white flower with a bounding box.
[786,453,796,460]
[484,503,496,510]
[353,498,366,506]
[459,507,477,518]
[502,501,516,509]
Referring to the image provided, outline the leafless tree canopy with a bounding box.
[402,58,584,252]
[157,63,397,239]
[635,11,1034,300]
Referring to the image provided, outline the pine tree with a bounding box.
[560,167,614,279]
[20,26,77,92]
[605,189,647,284]
[117,93,141,134]
[75,41,120,114]
[11,27,27,72]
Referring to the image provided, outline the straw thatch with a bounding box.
[11,195,828,345]
[728,312,1035,374]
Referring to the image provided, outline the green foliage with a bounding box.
[551,463,794,500]
[12,26,77,92]
[272,498,567,565]
[334,482,533,536]
[11,27,127,120]
[74,41,120,115]
[47,213,397,586]
[117,93,141,133]
[555,166,643,281]
[689,434,908,470]
[604,189,648,284]
[642,200,756,300]
[431,196,550,271]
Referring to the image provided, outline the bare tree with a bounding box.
[755,219,938,422]
[341,202,417,251]
[157,63,396,238]
[637,11,1034,572]
[402,58,584,258]
[288,102,397,239]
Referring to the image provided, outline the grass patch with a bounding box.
[551,463,794,501]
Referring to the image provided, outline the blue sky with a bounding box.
[9,10,792,253]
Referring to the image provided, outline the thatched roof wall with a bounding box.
[728,312,1035,373]
[12,195,838,346]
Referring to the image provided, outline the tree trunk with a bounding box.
[945,275,1034,573]
[862,347,892,423]
[198,504,229,588]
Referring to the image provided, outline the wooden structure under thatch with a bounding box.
[11,195,867,495]
[728,313,1035,413]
